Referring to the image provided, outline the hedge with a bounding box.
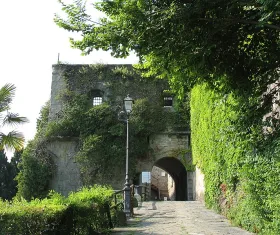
[190,83,280,234]
[0,185,115,234]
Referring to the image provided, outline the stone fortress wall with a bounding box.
[48,64,205,200]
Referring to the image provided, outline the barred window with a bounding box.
[93,97,102,106]
[163,96,173,107]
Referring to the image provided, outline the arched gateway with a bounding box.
[47,64,197,201]
[155,157,188,201]
[135,132,194,201]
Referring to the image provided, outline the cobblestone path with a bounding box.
[112,201,254,235]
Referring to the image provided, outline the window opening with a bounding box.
[141,172,151,183]
[93,97,102,106]
[163,97,173,107]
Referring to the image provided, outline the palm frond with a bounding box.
[2,112,29,127]
[0,84,16,111]
[0,131,25,151]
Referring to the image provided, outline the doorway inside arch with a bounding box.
[137,157,189,201]
[150,166,176,201]
[154,157,188,201]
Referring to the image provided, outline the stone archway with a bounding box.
[135,132,193,201]
[154,157,188,201]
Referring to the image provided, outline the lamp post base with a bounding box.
[123,183,131,217]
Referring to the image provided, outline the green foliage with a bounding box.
[191,83,280,234]
[16,102,54,200]
[16,140,54,201]
[191,84,244,210]
[43,64,187,185]
[0,185,115,234]
[227,145,280,234]
[0,151,12,200]
[0,150,22,200]
[54,1,280,233]
[66,185,114,234]
[0,83,28,151]
[0,196,67,235]
[49,94,175,185]
[55,0,280,98]
[17,64,189,199]
[36,101,50,134]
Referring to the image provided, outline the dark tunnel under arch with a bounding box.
[154,157,188,201]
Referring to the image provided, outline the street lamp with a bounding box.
[123,95,133,216]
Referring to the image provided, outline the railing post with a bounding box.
[114,194,117,206]
[105,202,113,228]
[130,184,134,215]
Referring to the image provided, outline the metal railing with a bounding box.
[106,184,150,224]
[133,183,149,201]
[104,184,151,229]
[104,189,124,229]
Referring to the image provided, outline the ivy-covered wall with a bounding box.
[50,64,169,120]
[17,64,191,199]
[191,83,280,234]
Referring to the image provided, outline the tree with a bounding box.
[8,150,23,198]
[0,84,28,151]
[0,150,22,200]
[0,150,9,199]
[55,0,280,97]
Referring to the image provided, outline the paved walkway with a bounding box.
[112,201,254,235]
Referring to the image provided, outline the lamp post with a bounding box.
[123,95,133,216]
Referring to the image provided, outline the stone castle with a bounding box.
[47,64,205,201]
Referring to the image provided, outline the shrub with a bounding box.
[0,185,115,234]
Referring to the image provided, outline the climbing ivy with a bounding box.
[17,64,190,199]
[56,65,189,184]
[17,102,55,200]
[191,83,280,234]
[46,94,175,185]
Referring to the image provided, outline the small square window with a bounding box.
[142,172,151,183]
[93,97,102,106]
[164,97,173,107]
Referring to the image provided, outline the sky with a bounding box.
[0,1,138,159]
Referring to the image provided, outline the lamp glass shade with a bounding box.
[124,95,133,113]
